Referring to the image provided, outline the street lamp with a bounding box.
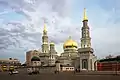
[115,56,120,75]
[115,61,118,75]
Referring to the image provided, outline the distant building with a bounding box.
[105,55,114,59]
[0,58,20,65]
[0,58,21,71]
[97,56,120,71]
[26,50,40,66]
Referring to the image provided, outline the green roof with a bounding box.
[98,57,120,62]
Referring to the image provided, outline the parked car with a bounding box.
[9,70,19,75]
[12,71,19,74]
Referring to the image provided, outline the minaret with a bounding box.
[41,23,49,53]
[49,42,56,66]
[81,8,91,48]
[50,42,55,54]
[78,8,96,71]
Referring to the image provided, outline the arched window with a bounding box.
[84,45,85,48]
[83,61,86,68]
[82,59,88,69]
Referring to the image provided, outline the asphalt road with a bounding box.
[0,69,120,80]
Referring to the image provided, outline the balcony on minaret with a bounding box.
[78,47,94,53]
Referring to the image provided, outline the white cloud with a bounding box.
[0,0,73,62]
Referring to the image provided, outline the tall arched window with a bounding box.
[82,59,88,69]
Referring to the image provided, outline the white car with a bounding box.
[12,71,19,74]
[9,71,19,75]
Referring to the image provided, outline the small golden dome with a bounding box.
[63,36,78,48]
[50,42,54,45]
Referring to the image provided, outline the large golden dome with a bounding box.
[63,36,78,48]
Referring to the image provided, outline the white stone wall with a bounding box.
[48,55,56,66]
[60,59,72,65]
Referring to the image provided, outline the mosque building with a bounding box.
[26,8,97,71]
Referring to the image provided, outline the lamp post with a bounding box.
[115,56,120,75]
[115,61,117,75]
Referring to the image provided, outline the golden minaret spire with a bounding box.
[83,8,88,21]
[43,22,47,32]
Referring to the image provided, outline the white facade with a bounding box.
[61,66,74,71]
[48,55,56,66]
[78,49,97,71]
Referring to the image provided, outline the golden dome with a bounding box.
[63,36,78,48]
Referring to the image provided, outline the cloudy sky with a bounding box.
[0,0,119,63]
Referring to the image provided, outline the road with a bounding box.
[0,69,120,80]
